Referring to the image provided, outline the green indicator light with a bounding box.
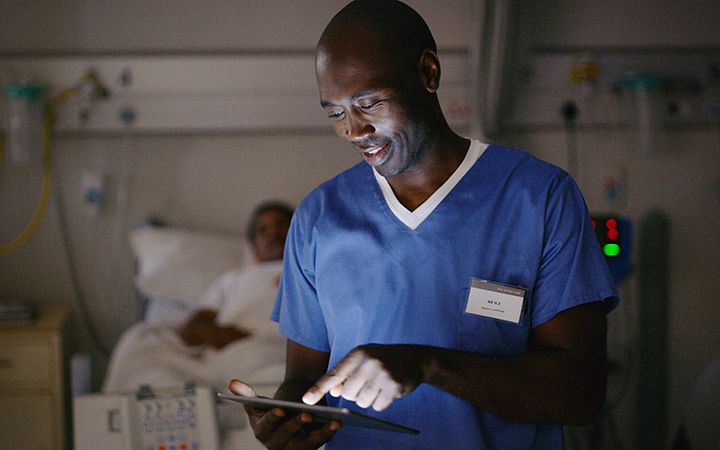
[603,243,620,257]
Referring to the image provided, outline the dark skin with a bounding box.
[180,209,290,350]
[230,4,609,448]
[230,343,338,450]
[179,309,250,350]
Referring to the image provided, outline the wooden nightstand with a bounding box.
[0,305,71,450]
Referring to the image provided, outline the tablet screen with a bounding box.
[217,393,419,435]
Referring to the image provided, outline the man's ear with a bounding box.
[419,49,441,93]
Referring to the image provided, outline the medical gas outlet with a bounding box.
[82,171,105,218]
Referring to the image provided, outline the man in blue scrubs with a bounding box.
[229,1,618,448]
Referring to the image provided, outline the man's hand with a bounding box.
[302,344,426,411]
[204,325,251,350]
[179,309,251,350]
[229,379,341,450]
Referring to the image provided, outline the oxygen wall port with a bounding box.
[81,171,105,218]
[118,106,137,126]
[602,163,627,208]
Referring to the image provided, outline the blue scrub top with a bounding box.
[272,144,618,450]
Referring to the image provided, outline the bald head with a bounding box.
[314,0,454,180]
[317,0,437,75]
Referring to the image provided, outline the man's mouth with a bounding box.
[360,142,390,163]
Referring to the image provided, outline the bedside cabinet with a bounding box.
[0,305,71,450]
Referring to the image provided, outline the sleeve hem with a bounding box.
[278,324,331,353]
[533,288,619,328]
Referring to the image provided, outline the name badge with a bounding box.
[465,278,526,324]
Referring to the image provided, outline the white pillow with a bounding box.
[130,226,246,308]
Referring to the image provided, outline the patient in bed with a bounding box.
[102,201,293,395]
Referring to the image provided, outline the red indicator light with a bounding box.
[606,218,617,229]
[607,228,619,240]
[591,220,596,229]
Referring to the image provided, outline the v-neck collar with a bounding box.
[372,139,488,231]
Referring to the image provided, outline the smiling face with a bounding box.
[315,1,441,180]
[316,44,436,178]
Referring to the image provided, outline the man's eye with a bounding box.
[359,101,380,110]
[328,110,344,120]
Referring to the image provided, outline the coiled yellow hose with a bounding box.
[0,87,75,255]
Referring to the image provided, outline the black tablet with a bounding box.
[217,393,419,435]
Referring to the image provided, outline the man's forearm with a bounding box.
[299,304,608,423]
[421,345,606,425]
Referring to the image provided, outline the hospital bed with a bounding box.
[74,222,285,449]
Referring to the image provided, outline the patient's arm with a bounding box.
[179,308,251,350]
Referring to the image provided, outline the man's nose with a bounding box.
[267,225,285,240]
[342,112,374,141]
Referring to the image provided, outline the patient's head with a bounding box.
[246,201,294,262]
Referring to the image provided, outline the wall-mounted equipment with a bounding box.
[619,72,661,153]
[0,69,108,255]
[0,54,470,133]
[3,83,46,165]
[81,170,105,218]
[505,50,719,130]
[635,210,671,449]
[591,215,633,285]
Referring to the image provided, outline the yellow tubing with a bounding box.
[0,88,74,255]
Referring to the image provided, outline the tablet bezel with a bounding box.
[216,392,419,435]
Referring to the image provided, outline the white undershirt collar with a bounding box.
[373,139,488,230]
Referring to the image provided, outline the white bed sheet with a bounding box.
[104,254,286,449]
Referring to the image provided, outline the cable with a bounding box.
[52,80,113,358]
[0,131,5,185]
[52,154,112,358]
